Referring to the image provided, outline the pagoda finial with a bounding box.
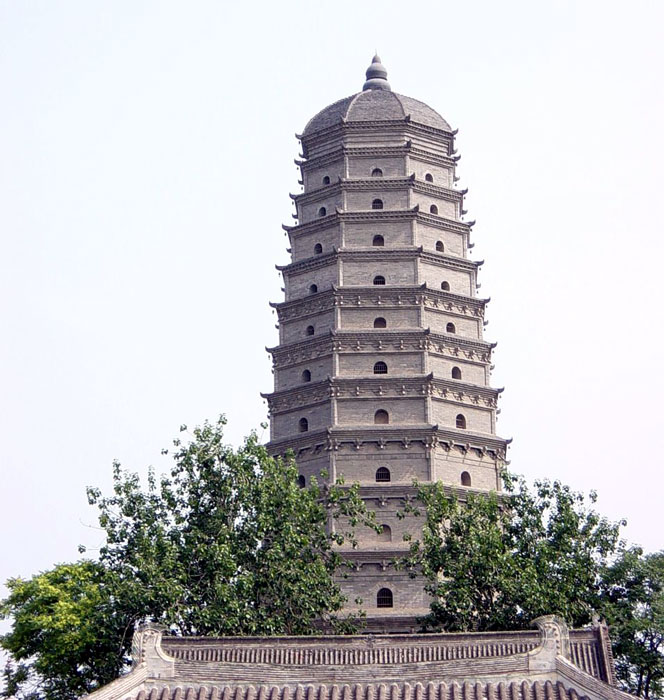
[363,53,391,91]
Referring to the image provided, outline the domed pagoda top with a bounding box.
[302,55,451,137]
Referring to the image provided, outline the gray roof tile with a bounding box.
[303,91,451,136]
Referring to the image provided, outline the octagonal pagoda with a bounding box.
[264,56,508,631]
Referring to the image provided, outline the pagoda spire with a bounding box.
[362,53,391,91]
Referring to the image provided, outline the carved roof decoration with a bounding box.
[267,425,509,460]
[267,331,495,370]
[85,617,628,700]
[263,376,500,416]
[272,286,488,323]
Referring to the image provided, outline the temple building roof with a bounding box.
[84,616,631,700]
[303,56,451,136]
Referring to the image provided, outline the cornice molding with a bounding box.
[337,549,411,570]
[266,331,334,359]
[267,425,508,461]
[339,247,477,270]
[346,483,499,502]
[301,120,455,158]
[272,285,488,322]
[408,144,461,168]
[284,209,471,238]
[277,247,479,276]
[296,142,458,172]
[267,330,495,368]
[276,250,338,274]
[291,176,463,207]
[263,375,499,416]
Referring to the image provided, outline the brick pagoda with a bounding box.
[264,55,507,628]
[85,57,629,700]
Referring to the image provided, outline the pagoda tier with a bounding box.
[265,57,507,626]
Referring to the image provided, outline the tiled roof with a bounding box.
[85,617,630,700]
[302,91,451,137]
[115,679,591,700]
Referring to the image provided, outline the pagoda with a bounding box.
[85,56,629,700]
[264,55,508,629]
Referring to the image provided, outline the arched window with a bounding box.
[446,322,456,334]
[297,474,306,488]
[299,417,309,432]
[436,241,444,252]
[373,361,388,375]
[306,325,315,336]
[451,366,462,380]
[373,317,387,329]
[374,409,389,425]
[309,284,318,294]
[371,168,383,177]
[441,281,450,291]
[377,588,393,608]
[373,275,386,285]
[430,204,438,215]
[461,471,472,487]
[302,369,311,383]
[425,173,434,183]
[322,175,330,185]
[378,524,392,542]
[314,243,323,255]
[456,414,466,429]
[372,199,384,210]
[375,467,391,482]
[373,235,384,247]
[318,207,327,217]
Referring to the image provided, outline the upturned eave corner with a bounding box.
[84,624,174,700]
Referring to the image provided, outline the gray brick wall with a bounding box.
[267,95,508,622]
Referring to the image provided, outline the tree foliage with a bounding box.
[1,561,133,700]
[402,473,624,632]
[1,417,374,699]
[600,548,664,698]
[3,422,660,700]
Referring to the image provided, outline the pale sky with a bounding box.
[2,0,663,640]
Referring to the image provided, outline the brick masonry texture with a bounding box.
[264,71,509,624]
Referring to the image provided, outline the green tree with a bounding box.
[1,561,133,700]
[402,473,624,632]
[601,548,664,698]
[1,417,374,699]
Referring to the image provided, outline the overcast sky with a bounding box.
[2,0,663,637]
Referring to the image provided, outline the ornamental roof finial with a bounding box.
[363,53,391,91]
